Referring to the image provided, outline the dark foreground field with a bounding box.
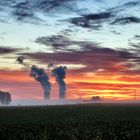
[0,103,140,140]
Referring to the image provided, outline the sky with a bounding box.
[0,0,140,101]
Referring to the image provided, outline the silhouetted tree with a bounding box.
[91,96,102,102]
[0,91,12,104]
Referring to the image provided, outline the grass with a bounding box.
[0,103,140,140]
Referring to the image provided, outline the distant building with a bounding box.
[0,91,12,104]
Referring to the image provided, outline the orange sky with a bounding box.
[0,0,140,102]
[0,69,139,101]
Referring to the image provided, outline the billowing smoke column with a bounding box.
[52,66,67,99]
[16,56,25,65]
[17,56,51,100]
[16,56,30,71]
[30,65,51,100]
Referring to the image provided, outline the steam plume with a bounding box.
[16,56,30,71]
[30,65,51,99]
[52,66,67,99]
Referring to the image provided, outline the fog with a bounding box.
[0,99,139,107]
[9,99,81,106]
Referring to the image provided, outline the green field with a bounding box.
[0,103,140,140]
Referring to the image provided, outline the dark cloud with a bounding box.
[134,35,140,39]
[0,46,19,54]
[23,35,140,74]
[0,19,7,23]
[70,14,140,29]
[23,50,139,74]
[108,1,140,13]
[83,12,112,20]
[123,1,140,7]
[69,11,112,29]
[0,16,9,23]
[35,35,99,52]
[0,0,140,27]
[128,35,140,51]
[111,17,140,25]
[0,0,15,7]
[36,0,77,13]
[0,0,35,23]
[10,1,45,24]
[129,42,140,49]
[12,10,34,21]
[69,1,140,29]
[12,1,34,21]
[36,35,73,51]
[0,0,78,23]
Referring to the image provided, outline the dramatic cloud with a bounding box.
[0,0,140,28]
[130,42,140,49]
[111,17,140,25]
[134,35,140,39]
[121,1,140,7]
[36,35,74,51]
[0,46,19,54]
[129,35,140,51]
[69,0,140,29]
[35,35,99,52]
[23,35,140,75]
[12,1,35,21]
[0,0,140,100]
[69,11,113,29]
[35,0,77,13]
[0,0,78,23]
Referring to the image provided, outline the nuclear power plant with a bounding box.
[17,56,67,100]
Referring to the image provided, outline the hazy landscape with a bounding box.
[0,0,140,139]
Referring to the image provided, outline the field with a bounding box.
[0,103,140,140]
